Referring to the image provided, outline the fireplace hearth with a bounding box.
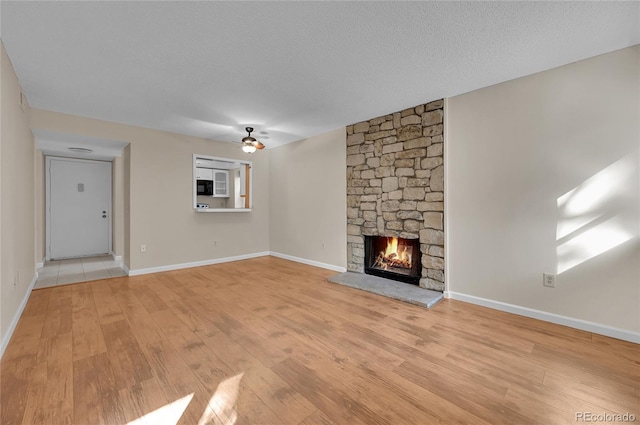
[364,236,421,285]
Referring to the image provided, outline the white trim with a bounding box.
[269,251,347,273]
[1,272,38,359]
[127,251,270,276]
[126,252,345,277]
[446,291,640,344]
[36,258,45,269]
[110,252,123,267]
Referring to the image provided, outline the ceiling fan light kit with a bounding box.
[242,143,257,153]
[240,127,265,153]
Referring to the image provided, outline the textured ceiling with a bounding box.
[2,1,639,148]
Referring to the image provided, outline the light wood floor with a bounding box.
[1,256,638,425]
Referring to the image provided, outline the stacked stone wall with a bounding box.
[346,99,445,291]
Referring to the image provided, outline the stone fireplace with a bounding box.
[346,99,445,291]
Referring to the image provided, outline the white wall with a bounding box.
[447,46,639,337]
[29,109,270,272]
[269,128,347,270]
[1,42,36,352]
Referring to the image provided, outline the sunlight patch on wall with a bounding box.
[556,214,601,241]
[556,155,637,274]
[127,393,194,425]
[557,217,633,273]
[557,159,632,216]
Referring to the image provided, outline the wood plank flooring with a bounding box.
[1,256,638,425]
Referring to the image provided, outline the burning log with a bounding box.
[374,251,388,270]
[374,247,412,270]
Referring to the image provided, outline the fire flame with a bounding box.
[375,237,412,270]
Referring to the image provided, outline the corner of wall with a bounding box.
[1,41,37,356]
[443,97,451,295]
[268,127,347,270]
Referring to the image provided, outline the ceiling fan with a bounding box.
[240,127,266,153]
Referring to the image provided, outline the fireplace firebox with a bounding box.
[364,236,421,285]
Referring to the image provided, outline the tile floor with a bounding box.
[34,255,127,289]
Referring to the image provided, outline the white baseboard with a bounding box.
[36,258,45,269]
[269,251,347,273]
[127,251,271,276]
[110,252,123,268]
[445,291,640,344]
[127,251,346,277]
[1,272,38,359]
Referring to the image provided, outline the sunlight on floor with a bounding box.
[127,393,194,425]
[198,373,244,425]
[556,155,637,274]
[125,372,244,425]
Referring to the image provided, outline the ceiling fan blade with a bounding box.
[254,141,265,150]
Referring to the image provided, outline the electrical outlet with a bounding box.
[140,244,147,253]
[543,273,555,288]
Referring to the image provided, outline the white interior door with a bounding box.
[47,157,112,260]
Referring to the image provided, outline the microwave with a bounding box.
[197,179,213,196]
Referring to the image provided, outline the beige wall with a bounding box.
[1,42,36,346]
[112,155,125,258]
[30,109,270,271]
[269,128,347,269]
[447,46,640,333]
[123,144,131,268]
[34,149,45,263]
[0,43,3,345]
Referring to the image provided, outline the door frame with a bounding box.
[45,156,113,261]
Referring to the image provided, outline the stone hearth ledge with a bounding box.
[327,272,444,309]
